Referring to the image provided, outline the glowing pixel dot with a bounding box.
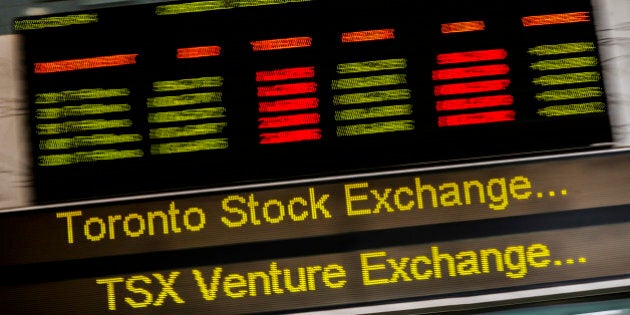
[579,257,587,263]
[549,191,556,197]
[554,260,563,266]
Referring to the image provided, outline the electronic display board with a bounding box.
[0,149,629,314]
[6,0,627,313]
[13,0,614,204]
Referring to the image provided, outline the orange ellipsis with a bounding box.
[258,82,317,98]
[260,128,322,144]
[256,67,315,82]
[436,95,514,111]
[437,49,508,65]
[251,37,312,51]
[434,79,510,96]
[441,21,485,34]
[432,64,510,81]
[341,29,395,43]
[438,110,516,127]
[259,97,319,113]
[259,113,320,129]
[34,54,138,74]
[177,46,221,59]
[522,12,590,27]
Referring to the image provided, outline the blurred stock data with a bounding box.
[0,1,629,315]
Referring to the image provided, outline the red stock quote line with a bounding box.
[251,37,312,51]
[438,110,516,127]
[434,79,511,96]
[258,113,320,129]
[522,12,590,27]
[253,33,321,146]
[434,45,514,127]
[256,67,315,82]
[259,98,319,113]
[441,21,486,34]
[34,54,138,73]
[257,82,318,97]
[259,128,321,144]
[437,49,508,65]
[432,64,510,80]
[341,29,396,43]
[256,75,321,143]
[176,46,221,59]
[436,95,514,111]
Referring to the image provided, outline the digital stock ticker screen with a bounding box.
[13,0,613,203]
[3,0,629,314]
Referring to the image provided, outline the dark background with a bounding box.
[15,0,613,204]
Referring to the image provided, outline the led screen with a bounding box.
[13,0,613,203]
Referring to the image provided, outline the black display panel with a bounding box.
[1,149,629,314]
[13,0,613,203]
